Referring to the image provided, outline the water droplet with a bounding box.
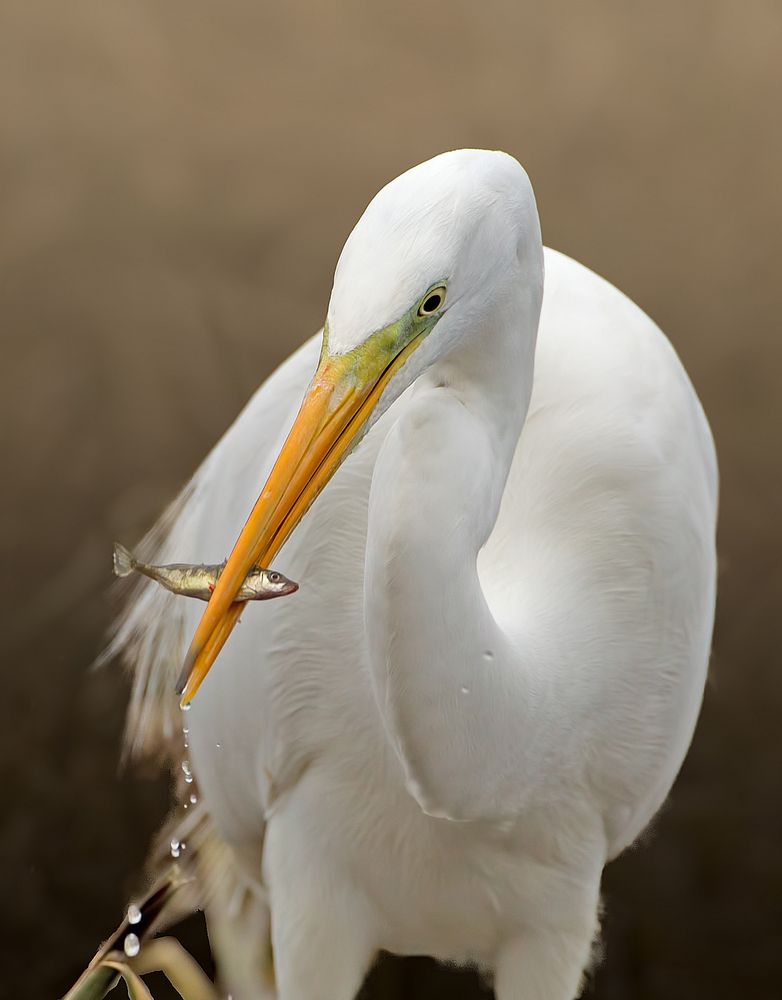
[460,686,470,695]
[183,741,189,749]
[189,793,198,805]
[181,702,191,712]
[181,760,192,778]
[183,802,188,809]
[180,841,186,851]
[182,726,189,735]
[124,932,140,957]
[215,742,222,749]
[483,650,494,661]
[170,837,181,858]
[127,903,142,925]
[185,774,194,784]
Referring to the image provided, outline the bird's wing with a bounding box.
[105,332,322,762]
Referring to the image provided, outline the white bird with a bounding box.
[112,149,717,1000]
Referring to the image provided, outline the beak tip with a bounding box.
[174,658,193,699]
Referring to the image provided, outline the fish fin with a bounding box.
[113,542,136,578]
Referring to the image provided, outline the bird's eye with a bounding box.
[417,285,447,317]
[269,572,281,583]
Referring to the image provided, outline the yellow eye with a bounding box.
[417,285,447,317]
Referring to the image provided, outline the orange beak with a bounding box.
[176,332,425,705]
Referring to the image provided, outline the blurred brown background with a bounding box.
[1,1,780,997]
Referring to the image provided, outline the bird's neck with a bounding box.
[420,296,539,490]
[367,275,541,603]
[363,290,542,816]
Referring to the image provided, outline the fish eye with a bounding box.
[417,285,447,317]
[269,571,281,583]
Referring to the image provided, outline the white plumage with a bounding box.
[114,150,717,1000]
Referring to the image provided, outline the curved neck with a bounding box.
[363,285,542,819]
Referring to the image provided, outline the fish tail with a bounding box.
[113,542,136,578]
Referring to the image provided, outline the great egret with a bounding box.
[112,149,717,1000]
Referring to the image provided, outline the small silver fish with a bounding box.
[113,542,298,601]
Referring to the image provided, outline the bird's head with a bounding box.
[178,149,542,704]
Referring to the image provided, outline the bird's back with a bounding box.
[482,248,717,854]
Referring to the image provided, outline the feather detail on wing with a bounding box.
[100,331,322,764]
[100,471,213,763]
